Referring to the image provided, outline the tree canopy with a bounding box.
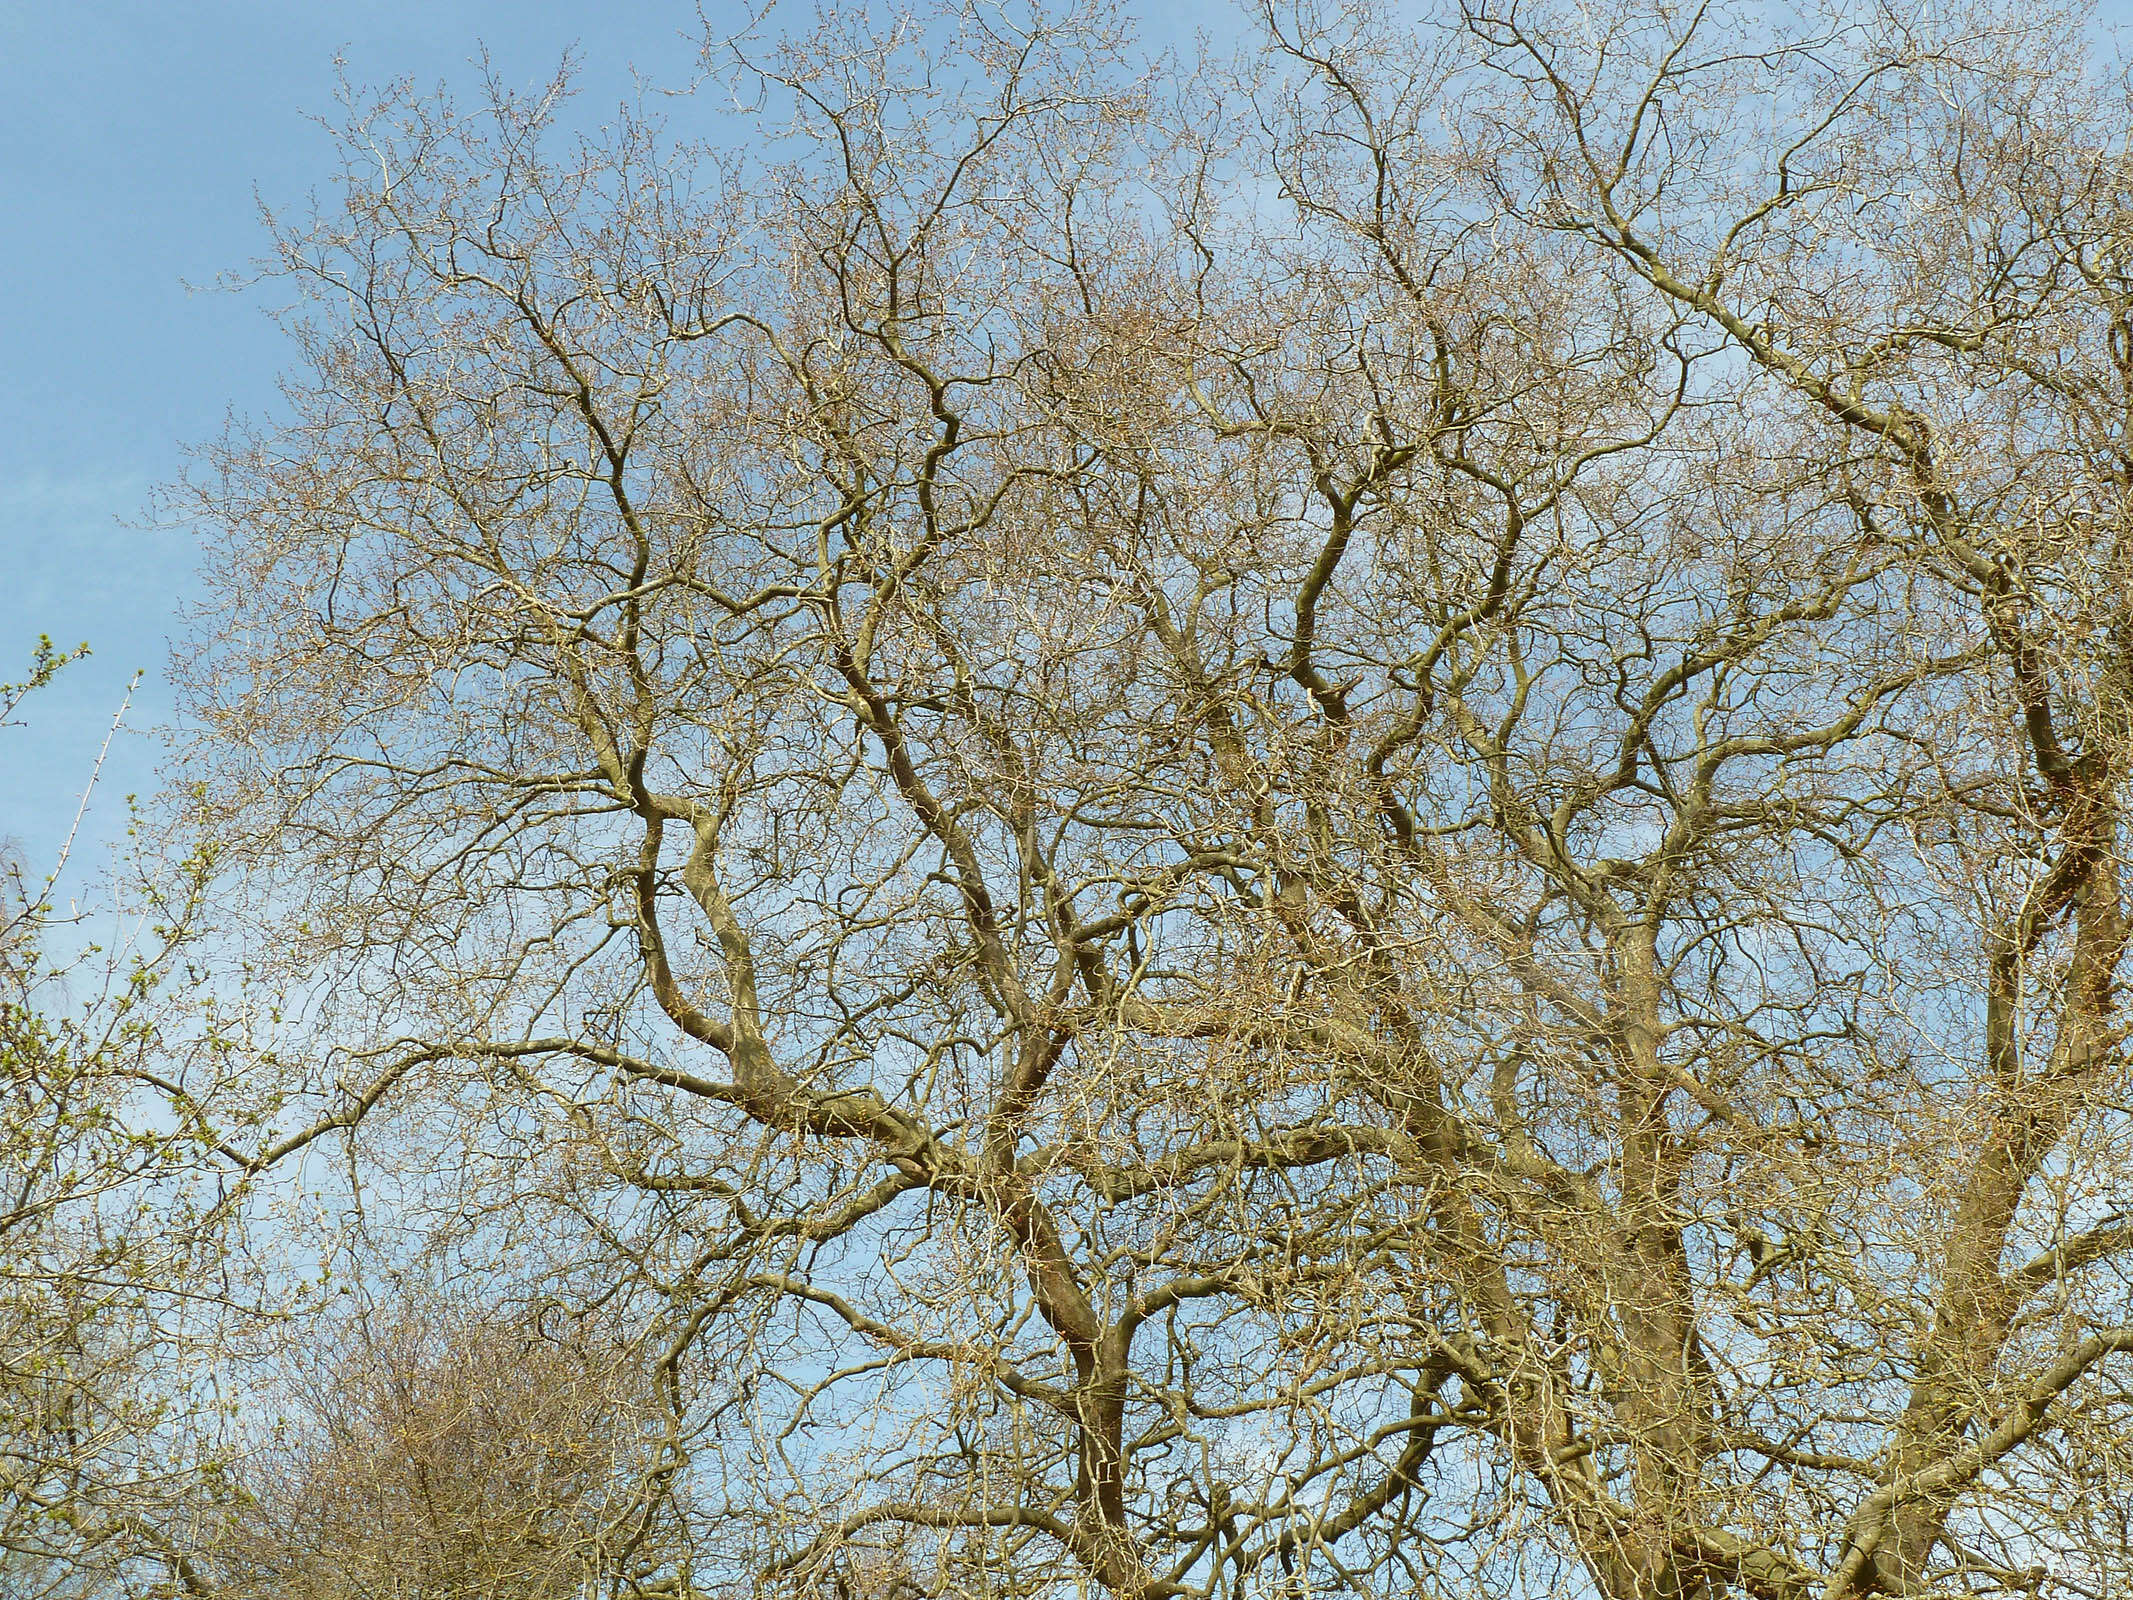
[40,1,2133,1597]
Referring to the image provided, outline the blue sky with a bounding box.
[2,0,2127,884]
[0,0,1241,885]
[0,1,745,882]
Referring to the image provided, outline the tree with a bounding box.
[171,2,2133,1595]
[212,1281,691,1600]
[1,643,263,1599]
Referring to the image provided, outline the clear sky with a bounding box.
[0,0,1242,886]
[0,1,754,884]
[2,0,2127,886]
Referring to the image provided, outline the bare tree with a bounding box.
[210,1281,690,1600]
[170,2,2133,1596]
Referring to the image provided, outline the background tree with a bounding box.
[170,2,2133,1596]
[1,642,267,1599]
[211,1279,691,1600]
